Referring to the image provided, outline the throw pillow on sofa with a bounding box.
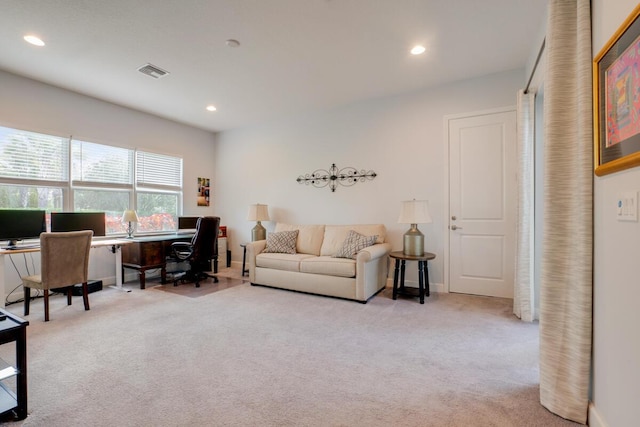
[334,230,378,259]
[263,230,299,254]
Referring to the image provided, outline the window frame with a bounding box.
[0,125,184,236]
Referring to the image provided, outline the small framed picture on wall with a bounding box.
[197,177,210,206]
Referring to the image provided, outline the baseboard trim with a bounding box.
[588,402,608,427]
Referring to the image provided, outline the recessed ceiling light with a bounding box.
[410,45,426,55]
[206,105,217,112]
[225,39,240,48]
[24,35,45,47]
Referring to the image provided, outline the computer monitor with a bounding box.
[0,209,46,247]
[178,216,200,230]
[50,212,106,236]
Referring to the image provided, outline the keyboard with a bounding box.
[3,244,40,250]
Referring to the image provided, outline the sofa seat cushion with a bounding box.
[300,256,356,278]
[256,253,316,272]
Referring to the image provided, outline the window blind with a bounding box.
[136,151,182,189]
[72,140,133,185]
[1,124,184,233]
[0,126,69,181]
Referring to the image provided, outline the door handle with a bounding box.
[450,225,463,230]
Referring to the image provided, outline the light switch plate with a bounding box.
[617,191,638,221]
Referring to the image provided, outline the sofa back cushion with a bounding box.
[263,230,299,254]
[320,224,386,257]
[274,223,325,256]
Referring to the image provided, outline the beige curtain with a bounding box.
[514,90,536,322]
[540,0,592,424]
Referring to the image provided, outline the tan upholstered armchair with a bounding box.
[22,230,93,322]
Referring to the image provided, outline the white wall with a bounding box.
[215,69,524,289]
[0,70,216,301]
[591,1,640,427]
[0,67,523,296]
[2,5,637,420]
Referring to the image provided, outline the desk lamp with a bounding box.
[247,204,269,241]
[122,210,139,239]
[398,200,432,256]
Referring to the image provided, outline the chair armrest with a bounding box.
[171,242,193,261]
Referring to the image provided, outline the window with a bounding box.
[136,151,183,232]
[71,140,134,233]
[136,151,182,190]
[0,125,184,235]
[0,184,63,211]
[136,192,179,232]
[73,189,130,234]
[0,126,68,218]
[72,140,133,185]
[0,126,68,182]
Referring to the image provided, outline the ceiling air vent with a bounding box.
[137,63,169,79]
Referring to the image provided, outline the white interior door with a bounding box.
[448,109,516,298]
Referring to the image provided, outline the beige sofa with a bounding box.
[247,223,391,303]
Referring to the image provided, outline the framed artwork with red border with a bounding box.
[594,3,640,176]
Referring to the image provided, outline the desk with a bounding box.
[121,235,190,289]
[390,251,436,304]
[0,239,131,307]
[121,234,219,289]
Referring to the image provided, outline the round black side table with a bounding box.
[390,251,436,304]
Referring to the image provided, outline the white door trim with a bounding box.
[442,105,516,294]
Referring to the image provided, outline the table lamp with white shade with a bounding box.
[247,203,270,241]
[398,199,432,256]
[122,209,139,239]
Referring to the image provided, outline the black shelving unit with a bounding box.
[0,309,28,421]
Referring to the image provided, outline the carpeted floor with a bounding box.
[152,276,246,299]
[0,268,580,426]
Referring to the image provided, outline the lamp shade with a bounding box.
[247,204,270,222]
[398,200,432,224]
[122,210,139,223]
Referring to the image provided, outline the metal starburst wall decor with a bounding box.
[296,163,377,192]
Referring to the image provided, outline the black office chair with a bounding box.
[171,216,220,287]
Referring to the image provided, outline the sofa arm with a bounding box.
[246,240,267,282]
[357,242,392,262]
[355,242,392,301]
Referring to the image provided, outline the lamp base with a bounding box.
[403,224,424,256]
[251,221,266,241]
[126,222,135,239]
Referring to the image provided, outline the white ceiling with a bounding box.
[0,0,547,133]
